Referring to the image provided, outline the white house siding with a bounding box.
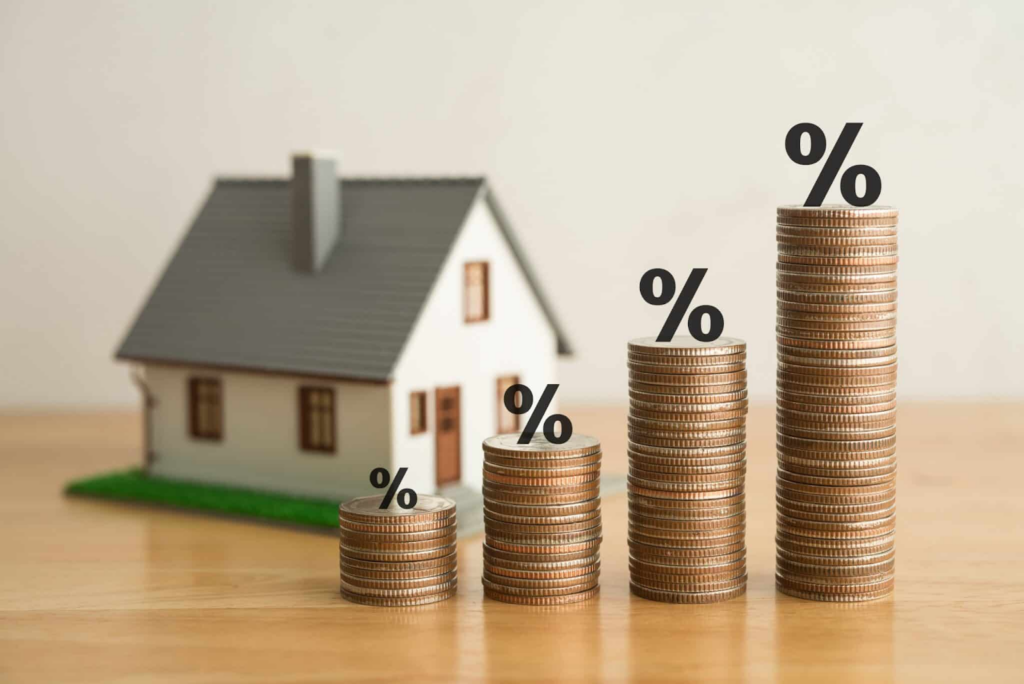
[144,364,391,500]
[389,196,559,495]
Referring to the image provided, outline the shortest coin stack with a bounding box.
[339,494,457,607]
[482,433,603,606]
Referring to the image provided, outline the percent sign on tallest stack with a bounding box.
[775,122,898,602]
[627,267,749,604]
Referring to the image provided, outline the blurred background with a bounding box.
[2,0,1022,410]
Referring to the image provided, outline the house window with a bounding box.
[497,375,521,434]
[464,261,489,323]
[189,377,223,441]
[410,391,427,435]
[299,387,336,453]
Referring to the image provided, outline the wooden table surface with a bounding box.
[1,404,1022,683]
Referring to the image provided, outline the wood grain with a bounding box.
[1,405,1022,682]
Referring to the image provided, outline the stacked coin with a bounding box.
[482,433,602,605]
[626,336,748,603]
[776,204,898,602]
[339,494,457,606]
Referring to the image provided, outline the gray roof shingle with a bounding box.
[116,177,571,381]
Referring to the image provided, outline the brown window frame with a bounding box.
[299,386,336,454]
[410,391,428,435]
[497,375,521,434]
[464,261,490,323]
[188,377,223,441]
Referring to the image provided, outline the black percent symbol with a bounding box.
[785,123,882,207]
[639,268,724,343]
[503,384,573,445]
[369,467,418,509]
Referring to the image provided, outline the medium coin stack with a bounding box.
[339,494,458,607]
[627,336,749,604]
[776,205,898,602]
[482,433,602,606]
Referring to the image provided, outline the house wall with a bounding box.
[143,364,391,500]
[389,195,559,495]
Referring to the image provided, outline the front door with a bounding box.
[435,386,461,486]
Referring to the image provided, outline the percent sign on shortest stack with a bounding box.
[785,122,881,207]
[503,383,572,444]
[369,467,418,509]
[640,267,724,343]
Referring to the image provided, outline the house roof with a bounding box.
[116,177,572,382]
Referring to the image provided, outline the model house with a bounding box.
[116,152,571,501]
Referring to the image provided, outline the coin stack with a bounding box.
[775,205,898,602]
[626,336,749,604]
[339,494,458,606]
[482,433,602,605]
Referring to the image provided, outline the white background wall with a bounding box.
[2,0,1022,408]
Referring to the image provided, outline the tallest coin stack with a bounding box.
[775,205,899,602]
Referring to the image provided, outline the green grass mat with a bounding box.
[65,468,339,528]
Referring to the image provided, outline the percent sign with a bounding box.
[786,123,881,207]
[369,467,418,509]
[503,384,572,445]
[640,268,724,343]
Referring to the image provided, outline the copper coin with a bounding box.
[628,336,747,357]
[483,480,600,496]
[776,218,898,231]
[340,560,458,581]
[775,531,895,556]
[778,254,899,266]
[776,546,895,567]
[627,431,746,449]
[629,399,750,416]
[481,576,598,597]
[629,556,746,578]
[340,578,458,598]
[628,360,746,375]
[341,587,457,607]
[630,407,748,422]
[778,278,898,293]
[483,515,601,534]
[777,397,896,414]
[628,415,746,432]
[628,483,745,502]
[628,539,745,560]
[629,463,745,483]
[778,425,897,443]
[340,494,456,525]
[482,486,600,506]
[341,569,458,591]
[485,526,602,546]
[342,532,457,552]
[630,582,746,604]
[338,550,457,573]
[628,456,746,475]
[339,517,458,534]
[777,434,897,452]
[630,370,748,386]
[777,512,895,534]
[485,538,603,555]
[482,433,601,458]
[483,569,600,590]
[628,440,746,459]
[483,550,599,570]
[776,261,897,276]
[632,571,747,593]
[776,584,892,602]
[778,469,896,488]
[340,542,457,563]
[777,233,898,247]
[629,388,748,405]
[484,459,601,477]
[485,452,603,469]
[629,450,746,470]
[779,244,898,258]
[483,471,600,487]
[776,495,894,515]
[777,333,896,350]
[776,556,895,578]
[627,475,745,494]
[340,523,457,543]
[775,573,894,595]
[630,501,745,522]
[483,508,601,526]
[778,300,897,315]
[483,585,599,605]
[485,562,600,581]
[776,205,899,220]
[628,350,747,366]
[629,523,745,543]
[483,499,601,518]
[482,543,599,563]
[631,381,748,396]
[629,548,747,567]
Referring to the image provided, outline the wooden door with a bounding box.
[497,375,521,434]
[435,386,461,486]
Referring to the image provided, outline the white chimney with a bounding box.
[291,152,340,273]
